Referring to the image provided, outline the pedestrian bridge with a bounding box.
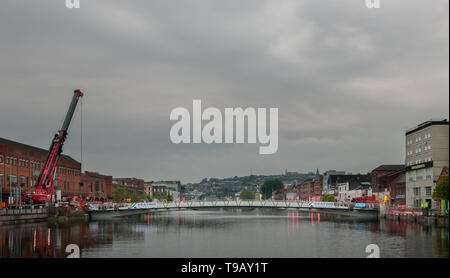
[88,200,379,220]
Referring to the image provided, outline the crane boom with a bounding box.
[29,90,84,204]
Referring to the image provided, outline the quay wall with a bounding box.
[0,212,48,225]
[379,205,449,228]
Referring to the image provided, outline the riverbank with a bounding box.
[48,206,89,223]
[379,205,449,228]
[0,206,90,226]
[0,207,48,225]
[383,214,449,228]
[0,212,48,225]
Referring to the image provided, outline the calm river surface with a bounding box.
[1,209,448,258]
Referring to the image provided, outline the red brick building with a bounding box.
[0,137,81,202]
[298,180,312,200]
[371,165,406,205]
[296,180,322,201]
[81,171,113,202]
[112,177,145,195]
[383,169,406,205]
[371,165,405,193]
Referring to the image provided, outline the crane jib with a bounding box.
[31,90,84,204]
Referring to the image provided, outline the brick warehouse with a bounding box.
[81,171,114,202]
[0,137,81,202]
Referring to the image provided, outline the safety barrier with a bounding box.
[0,206,48,216]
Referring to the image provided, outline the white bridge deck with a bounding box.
[88,200,379,220]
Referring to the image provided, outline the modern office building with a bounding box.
[405,119,449,208]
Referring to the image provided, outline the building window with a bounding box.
[414,199,422,208]
[407,137,413,145]
[414,187,420,196]
[425,168,432,180]
[20,176,26,187]
[7,175,17,186]
[425,186,432,196]
[407,171,415,182]
[0,155,3,164]
[0,174,3,186]
[416,169,424,181]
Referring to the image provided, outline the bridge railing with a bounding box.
[89,200,366,211]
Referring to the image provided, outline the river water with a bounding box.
[0,209,448,258]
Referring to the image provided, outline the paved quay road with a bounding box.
[0,208,448,258]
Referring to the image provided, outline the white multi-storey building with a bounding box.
[405,119,449,208]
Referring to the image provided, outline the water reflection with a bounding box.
[0,209,448,258]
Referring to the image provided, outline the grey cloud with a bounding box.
[0,0,448,182]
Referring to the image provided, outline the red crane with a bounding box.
[24,90,84,204]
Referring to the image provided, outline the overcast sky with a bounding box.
[0,0,448,183]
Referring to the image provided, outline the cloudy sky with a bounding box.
[0,0,448,183]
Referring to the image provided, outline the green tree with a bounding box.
[261,179,284,199]
[167,191,173,202]
[112,188,125,202]
[144,195,153,202]
[433,176,449,201]
[157,192,173,202]
[322,194,336,202]
[240,190,255,200]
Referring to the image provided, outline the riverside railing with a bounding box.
[0,205,48,216]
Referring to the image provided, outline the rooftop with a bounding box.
[372,165,405,172]
[406,119,448,135]
[0,137,80,165]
